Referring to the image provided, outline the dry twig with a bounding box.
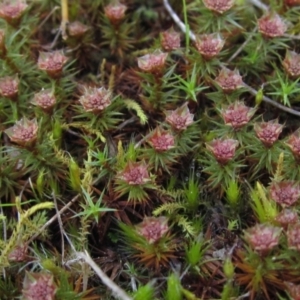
[77,251,133,300]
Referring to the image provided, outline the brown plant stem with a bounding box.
[248,0,268,11]
[244,83,300,117]
[27,194,80,243]
[162,0,196,42]
[77,251,133,300]
[227,27,257,63]
[52,191,65,265]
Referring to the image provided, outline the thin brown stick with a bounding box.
[227,27,257,63]
[27,194,80,244]
[248,0,268,11]
[52,191,65,264]
[244,83,300,117]
[38,6,60,30]
[77,251,133,300]
[162,0,196,42]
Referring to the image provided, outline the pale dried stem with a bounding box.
[237,292,251,299]
[77,251,133,300]
[162,0,196,42]
[27,194,80,244]
[134,130,152,149]
[244,83,300,117]
[38,6,60,30]
[52,191,65,265]
[248,0,268,11]
[227,27,257,63]
[283,34,300,40]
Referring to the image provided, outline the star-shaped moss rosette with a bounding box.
[244,223,282,256]
[5,117,38,148]
[118,160,150,185]
[201,137,244,189]
[214,67,244,93]
[160,27,181,51]
[221,101,256,130]
[148,127,175,152]
[283,50,300,78]
[202,0,235,14]
[8,242,28,262]
[0,76,19,100]
[206,138,239,165]
[269,181,300,208]
[258,13,287,38]
[37,50,68,78]
[164,103,200,155]
[67,21,89,38]
[79,86,112,113]
[31,89,56,113]
[22,272,57,300]
[140,127,178,173]
[275,209,298,229]
[165,103,194,131]
[254,119,284,148]
[248,120,284,176]
[104,2,127,25]
[287,223,300,251]
[0,0,28,25]
[114,161,157,203]
[286,129,300,159]
[136,216,169,244]
[72,83,124,137]
[119,216,178,270]
[137,50,168,75]
[195,33,224,60]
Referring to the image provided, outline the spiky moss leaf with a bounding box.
[166,273,182,300]
[114,181,152,203]
[72,95,124,135]
[133,236,178,269]
[273,152,285,182]
[141,147,178,173]
[186,240,207,267]
[225,180,240,208]
[69,158,81,192]
[201,158,245,190]
[133,283,155,300]
[254,182,278,222]
[119,222,179,269]
[183,174,200,210]
[118,222,147,246]
[173,124,201,155]
[0,275,20,299]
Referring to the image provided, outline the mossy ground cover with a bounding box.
[1,0,300,299]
